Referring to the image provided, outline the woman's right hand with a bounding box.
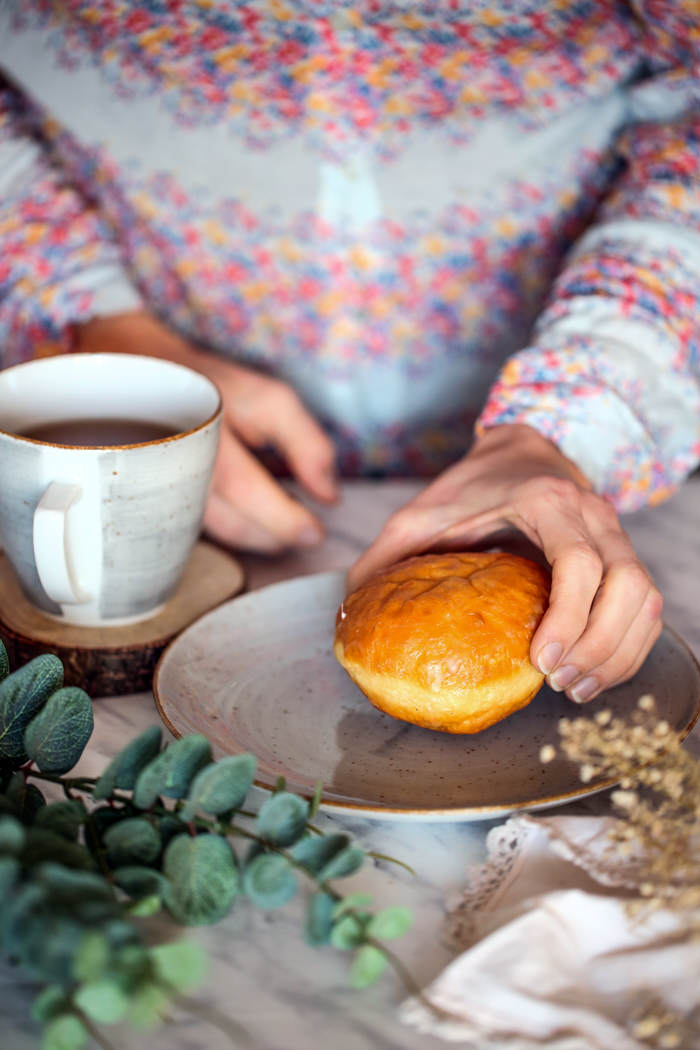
[73,311,337,552]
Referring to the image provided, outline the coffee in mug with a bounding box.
[0,352,221,626]
[17,418,179,446]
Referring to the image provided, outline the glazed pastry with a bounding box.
[334,551,550,734]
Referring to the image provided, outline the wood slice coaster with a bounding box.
[0,541,245,698]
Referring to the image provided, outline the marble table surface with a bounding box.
[2,476,700,1050]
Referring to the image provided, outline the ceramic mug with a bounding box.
[0,352,221,626]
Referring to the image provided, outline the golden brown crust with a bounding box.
[334,551,550,734]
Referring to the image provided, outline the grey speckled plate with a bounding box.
[153,571,700,821]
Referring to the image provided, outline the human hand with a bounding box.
[73,311,337,551]
[347,424,663,703]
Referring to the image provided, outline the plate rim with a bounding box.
[152,570,700,820]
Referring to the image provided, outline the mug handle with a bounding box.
[33,483,91,605]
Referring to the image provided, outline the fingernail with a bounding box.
[538,642,562,675]
[549,664,579,692]
[297,524,324,548]
[570,676,599,704]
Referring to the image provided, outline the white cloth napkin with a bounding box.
[400,814,700,1050]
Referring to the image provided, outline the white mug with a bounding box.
[0,352,221,626]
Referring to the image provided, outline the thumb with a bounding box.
[346,505,450,593]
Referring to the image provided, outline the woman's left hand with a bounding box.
[347,424,663,704]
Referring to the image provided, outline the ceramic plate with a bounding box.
[153,571,700,821]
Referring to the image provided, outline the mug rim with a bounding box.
[0,351,223,450]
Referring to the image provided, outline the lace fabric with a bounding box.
[445,816,536,950]
[400,812,700,1050]
[446,811,647,951]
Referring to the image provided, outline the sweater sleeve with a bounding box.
[476,7,700,513]
[0,77,142,366]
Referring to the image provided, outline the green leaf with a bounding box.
[0,639,8,681]
[103,817,161,866]
[158,814,188,848]
[318,845,365,882]
[127,982,168,1030]
[163,833,238,925]
[329,913,366,950]
[74,979,129,1024]
[31,986,70,1024]
[22,829,96,872]
[366,906,413,941]
[92,726,162,800]
[112,865,169,900]
[242,853,298,909]
[23,913,88,984]
[41,1014,88,1050]
[6,771,45,821]
[308,780,324,820]
[37,919,103,982]
[305,891,335,946]
[34,801,86,842]
[0,813,25,853]
[113,943,149,985]
[291,833,351,874]
[89,805,125,840]
[0,792,18,818]
[349,944,388,989]
[24,687,93,774]
[331,893,373,920]
[3,897,93,987]
[257,791,309,847]
[72,931,109,983]
[102,917,141,951]
[0,653,63,762]
[150,939,207,990]
[0,855,19,901]
[243,840,264,869]
[181,754,257,820]
[35,863,115,911]
[1,882,46,956]
[133,735,212,808]
[127,894,161,917]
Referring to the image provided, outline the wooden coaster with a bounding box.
[0,541,245,697]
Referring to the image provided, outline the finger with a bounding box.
[213,429,325,549]
[541,505,659,692]
[230,382,338,504]
[598,616,663,692]
[203,492,289,553]
[272,399,338,504]
[545,558,657,694]
[348,484,546,595]
[346,504,453,593]
[528,517,605,677]
[565,609,663,704]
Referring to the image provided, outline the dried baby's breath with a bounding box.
[630,999,700,1050]
[549,695,700,1048]
[554,696,700,919]
[611,789,638,810]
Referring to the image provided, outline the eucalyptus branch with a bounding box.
[28,770,100,792]
[75,1011,118,1050]
[368,851,417,876]
[82,811,117,888]
[0,643,420,1050]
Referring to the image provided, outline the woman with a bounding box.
[0,1,698,703]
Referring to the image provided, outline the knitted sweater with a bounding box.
[1,1,699,505]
